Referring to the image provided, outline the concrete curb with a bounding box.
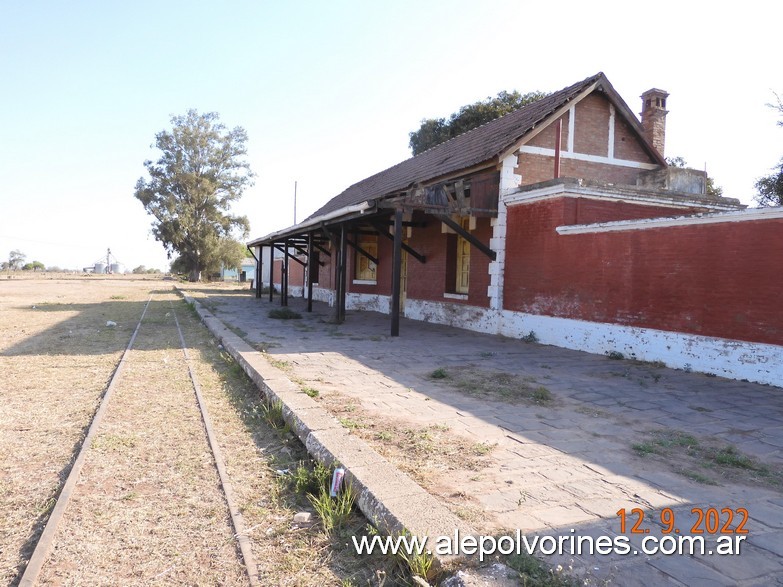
[181,293,474,555]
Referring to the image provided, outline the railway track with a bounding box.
[18,292,259,586]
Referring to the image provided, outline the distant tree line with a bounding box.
[755,93,783,207]
[408,90,549,155]
[1,250,59,272]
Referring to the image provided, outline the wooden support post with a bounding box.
[257,247,263,299]
[338,224,347,323]
[391,209,402,337]
[268,244,274,302]
[282,238,289,306]
[307,231,314,312]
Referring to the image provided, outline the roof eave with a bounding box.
[247,201,376,247]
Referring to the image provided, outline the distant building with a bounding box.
[220,258,256,283]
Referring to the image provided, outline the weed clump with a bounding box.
[269,307,302,320]
[430,368,448,379]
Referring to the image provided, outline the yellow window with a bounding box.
[455,217,470,294]
[355,236,378,281]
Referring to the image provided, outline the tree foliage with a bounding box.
[22,261,45,271]
[6,250,26,271]
[408,90,549,155]
[132,265,162,274]
[170,238,247,279]
[754,93,783,207]
[134,110,254,281]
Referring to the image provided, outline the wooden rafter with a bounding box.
[436,215,496,261]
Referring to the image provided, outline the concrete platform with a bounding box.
[184,286,783,586]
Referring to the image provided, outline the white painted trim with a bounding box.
[503,184,738,211]
[443,293,468,301]
[557,206,783,235]
[352,279,377,285]
[498,310,782,388]
[346,292,391,314]
[518,145,659,170]
[498,82,600,163]
[404,299,499,335]
[608,104,615,160]
[311,286,335,306]
[567,105,575,153]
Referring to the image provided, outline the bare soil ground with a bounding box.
[0,278,389,586]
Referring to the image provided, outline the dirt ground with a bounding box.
[0,277,390,586]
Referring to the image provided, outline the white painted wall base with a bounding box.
[311,287,335,306]
[498,310,783,388]
[305,288,782,387]
[347,293,391,314]
[404,299,500,334]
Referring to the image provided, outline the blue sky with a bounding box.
[1,1,780,271]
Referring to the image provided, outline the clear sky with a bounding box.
[1,1,780,271]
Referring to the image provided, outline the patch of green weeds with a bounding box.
[109,295,126,300]
[269,307,302,320]
[504,550,579,586]
[633,429,779,487]
[290,460,331,495]
[430,367,448,379]
[308,483,355,536]
[384,528,436,584]
[339,417,364,430]
[531,386,552,403]
[430,366,554,405]
[259,399,287,430]
[711,446,758,469]
[302,386,320,398]
[267,357,291,371]
[473,442,496,456]
[375,431,393,441]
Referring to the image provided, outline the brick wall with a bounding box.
[272,257,305,287]
[503,198,783,345]
[517,92,658,187]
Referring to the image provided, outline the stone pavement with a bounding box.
[185,286,783,586]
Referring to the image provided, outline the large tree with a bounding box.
[754,93,783,207]
[7,250,25,271]
[409,90,548,155]
[135,110,254,281]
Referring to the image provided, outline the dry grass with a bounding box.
[427,365,554,405]
[1,279,390,586]
[0,279,153,585]
[632,429,783,490]
[37,292,246,585]
[317,389,497,524]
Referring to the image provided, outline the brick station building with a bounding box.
[249,72,783,387]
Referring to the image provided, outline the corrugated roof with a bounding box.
[305,72,606,220]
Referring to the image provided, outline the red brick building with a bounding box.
[249,73,783,386]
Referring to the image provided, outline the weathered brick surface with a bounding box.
[503,198,783,345]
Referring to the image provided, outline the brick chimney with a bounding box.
[640,88,669,157]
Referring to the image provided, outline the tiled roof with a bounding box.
[306,72,606,220]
